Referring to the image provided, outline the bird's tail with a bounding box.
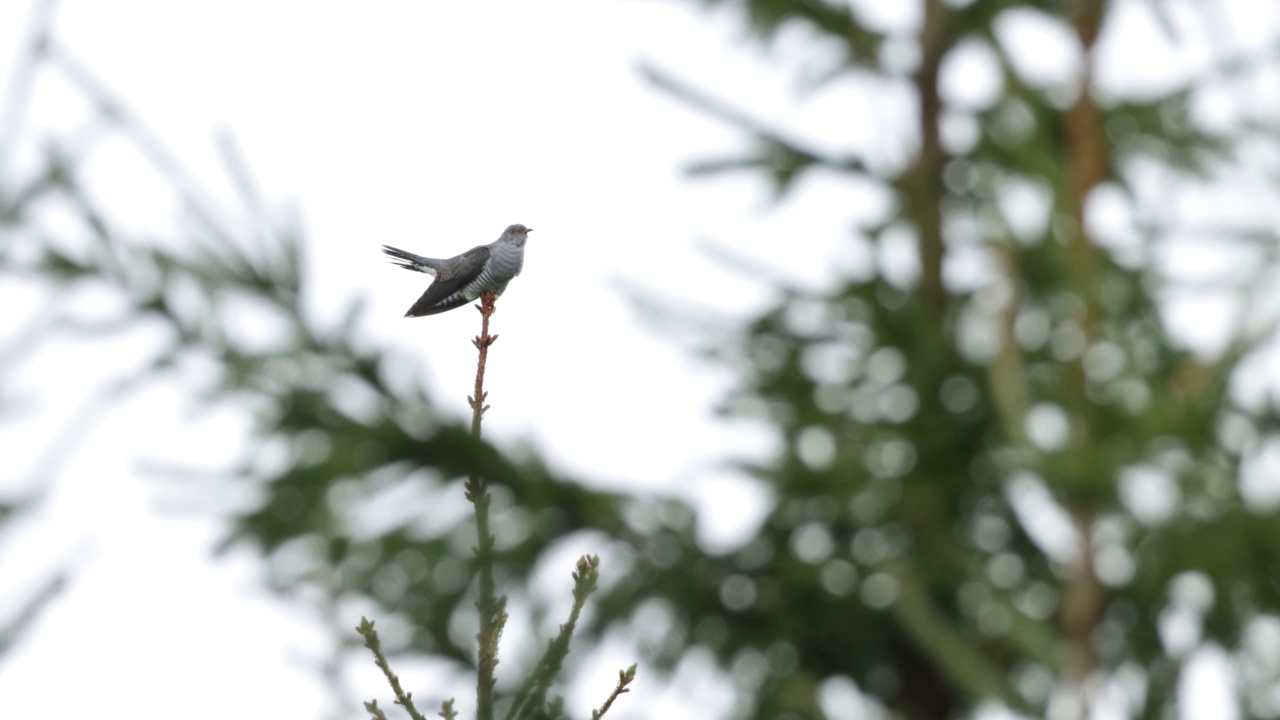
[382,245,442,275]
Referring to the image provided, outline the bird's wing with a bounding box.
[404,246,490,317]
[383,245,442,274]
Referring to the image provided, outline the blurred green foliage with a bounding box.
[610,2,1280,719]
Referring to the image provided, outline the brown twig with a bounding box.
[1061,507,1101,707]
[903,0,953,318]
[464,291,507,720]
[468,292,498,435]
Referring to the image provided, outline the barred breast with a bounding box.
[464,242,525,299]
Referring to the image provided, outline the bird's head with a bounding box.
[503,224,532,245]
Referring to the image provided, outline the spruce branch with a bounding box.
[356,616,429,720]
[505,555,609,720]
[591,664,637,720]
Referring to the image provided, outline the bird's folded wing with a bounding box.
[406,246,490,313]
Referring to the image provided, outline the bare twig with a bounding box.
[467,291,499,436]
[464,291,508,720]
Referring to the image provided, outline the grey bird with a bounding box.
[382,224,531,317]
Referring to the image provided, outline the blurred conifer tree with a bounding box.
[587,1,1280,718]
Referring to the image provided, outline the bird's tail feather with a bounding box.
[382,245,441,274]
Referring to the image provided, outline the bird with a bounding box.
[382,224,531,317]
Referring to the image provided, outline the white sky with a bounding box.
[0,1,1272,719]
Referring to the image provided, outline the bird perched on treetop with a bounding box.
[382,224,531,317]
